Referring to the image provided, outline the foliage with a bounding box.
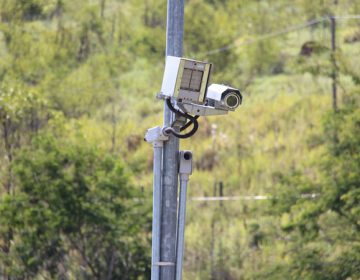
[0,0,359,279]
[268,93,360,280]
[0,134,151,279]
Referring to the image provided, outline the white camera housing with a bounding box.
[160,56,242,116]
[206,84,242,111]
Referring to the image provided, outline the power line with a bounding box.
[194,15,360,57]
[194,18,326,57]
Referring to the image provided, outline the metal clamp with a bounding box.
[144,126,169,147]
[153,262,175,266]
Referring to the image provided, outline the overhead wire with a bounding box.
[193,15,360,58]
[194,18,327,57]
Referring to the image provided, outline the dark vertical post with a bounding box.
[330,16,337,110]
[219,181,224,207]
[160,1,184,279]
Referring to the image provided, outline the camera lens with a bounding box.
[224,93,240,109]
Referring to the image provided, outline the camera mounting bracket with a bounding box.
[178,102,228,116]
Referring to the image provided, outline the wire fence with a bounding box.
[190,193,318,202]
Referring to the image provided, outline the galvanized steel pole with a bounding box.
[151,143,163,280]
[160,0,184,279]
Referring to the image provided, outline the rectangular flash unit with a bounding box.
[161,56,212,104]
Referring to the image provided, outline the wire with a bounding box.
[165,98,199,138]
[163,122,198,139]
[192,15,360,58]
[165,98,191,119]
[180,115,199,132]
[195,18,327,57]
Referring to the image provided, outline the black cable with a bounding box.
[180,115,199,132]
[163,121,198,139]
[165,98,199,138]
[166,98,190,119]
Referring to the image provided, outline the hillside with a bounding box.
[0,0,359,279]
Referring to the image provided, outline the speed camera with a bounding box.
[160,56,242,116]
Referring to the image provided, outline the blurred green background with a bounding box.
[0,0,359,279]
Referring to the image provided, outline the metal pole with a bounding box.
[151,142,163,280]
[160,0,184,279]
[330,16,337,110]
[176,174,189,280]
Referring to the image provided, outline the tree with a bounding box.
[269,92,360,280]
[0,134,151,279]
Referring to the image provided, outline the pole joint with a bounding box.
[153,262,175,267]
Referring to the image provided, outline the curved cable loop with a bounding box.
[165,98,200,138]
[163,121,198,139]
[180,115,199,132]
